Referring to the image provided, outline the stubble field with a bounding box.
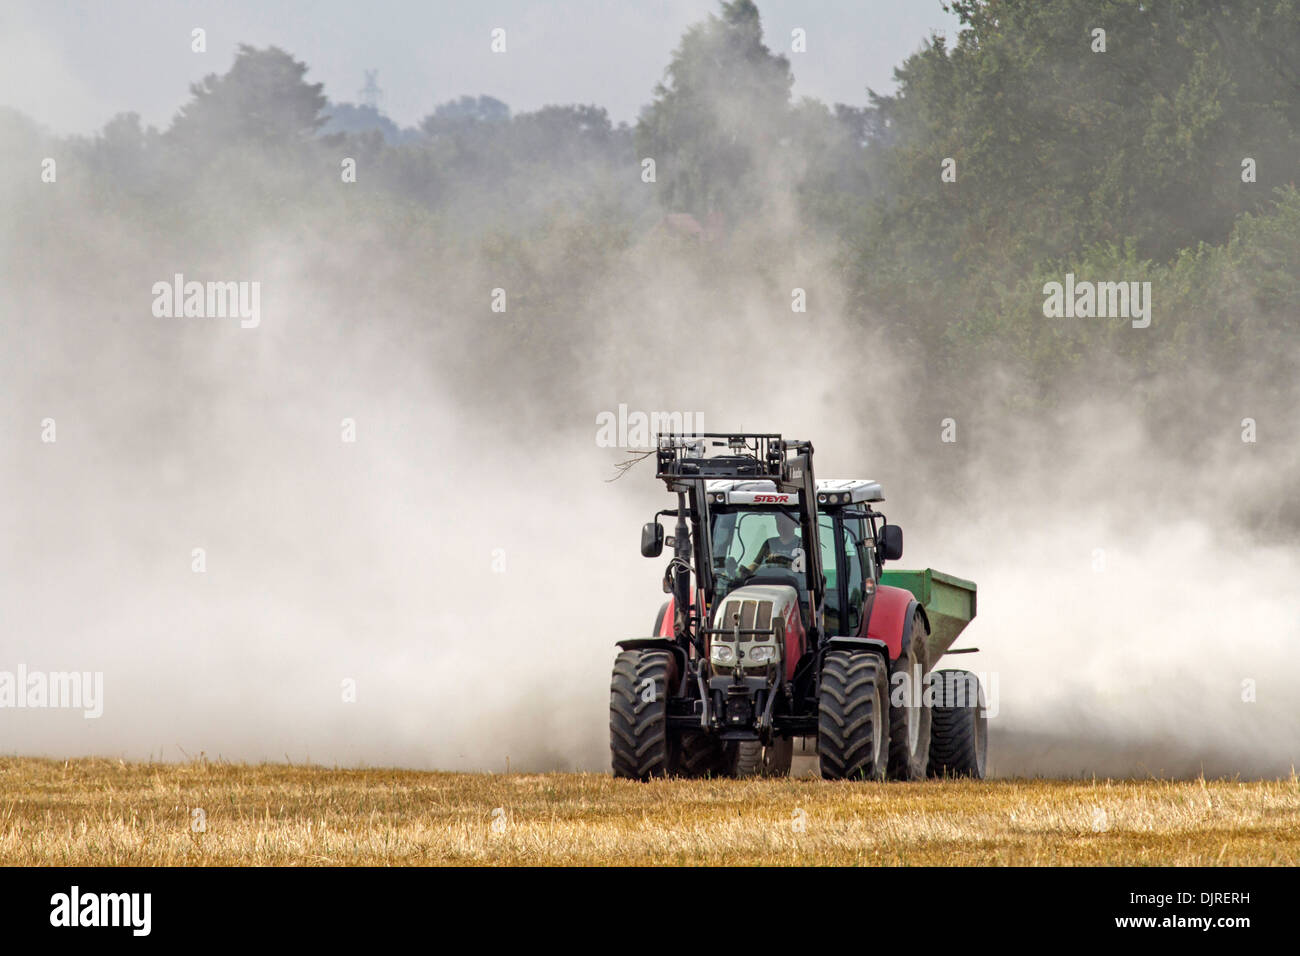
[3,757,1298,866]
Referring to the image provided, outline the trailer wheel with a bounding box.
[818,650,888,781]
[888,612,932,780]
[730,737,794,777]
[610,650,671,780]
[926,669,988,779]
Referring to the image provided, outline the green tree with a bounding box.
[866,0,1300,267]
[168,45,327,149]
[420,95,510,135]
[636,0,794,221]
[844,0,1300,385]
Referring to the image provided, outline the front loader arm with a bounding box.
[774,442,826,644]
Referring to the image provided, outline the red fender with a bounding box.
[657,590,698,638]
[865,585,916,662]
[656,600,673,638]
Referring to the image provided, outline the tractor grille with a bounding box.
[720,599,773,640]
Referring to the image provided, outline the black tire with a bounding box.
[926,669,988,779]
[730,736,794,777]
[671,730,729,778]
[610,650,671,779]
[765,736,794,776]
[887,613,932,780]
[818,650,889,781]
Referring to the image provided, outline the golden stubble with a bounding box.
[3,757,1298,866]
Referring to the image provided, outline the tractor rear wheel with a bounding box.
[730,737,794,777]
[818,650,889,781]
[887,612,932,780]
[610,650,671,779]
[926,669,988,779]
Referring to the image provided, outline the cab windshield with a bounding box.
[709,508,843,624]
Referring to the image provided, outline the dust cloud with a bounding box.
[2,29,1298,780]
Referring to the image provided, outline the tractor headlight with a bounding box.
[748,645,777,665]
[712,644,737,665]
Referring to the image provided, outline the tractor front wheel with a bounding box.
[610,650,672,780]
[818,650,889,781]
[730,736,794,777]
[671,731,729,777]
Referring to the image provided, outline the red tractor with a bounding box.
[610,433,985,781]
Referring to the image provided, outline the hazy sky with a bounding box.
[0,0,959,135]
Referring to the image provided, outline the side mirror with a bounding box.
[878,524,903,562]
[641,521,664,558]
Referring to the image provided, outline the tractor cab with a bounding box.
[707,478,886,636]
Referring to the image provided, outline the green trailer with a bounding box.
[879,568,977,662]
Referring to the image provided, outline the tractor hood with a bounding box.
[710,583,804,679]
[712,584,800,635]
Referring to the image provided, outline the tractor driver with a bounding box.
[743,512,802,575]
